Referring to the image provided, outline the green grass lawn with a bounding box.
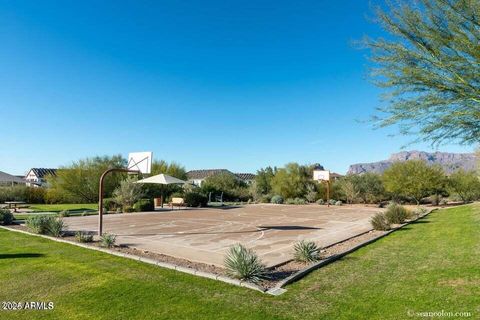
[1,205,479,319]
[27,203,98,212]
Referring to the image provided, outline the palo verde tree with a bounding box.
[447,169,480,203]
[382,160,445,204]
[365,0,480,145]
[47,155,126,203]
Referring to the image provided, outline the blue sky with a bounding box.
[0,1,473,175]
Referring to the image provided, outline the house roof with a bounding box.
[27,168,57,179]
[235,173,256,180]
[187,169,256,181]
[330,172,343,179]
[0,171,25,184]
[186,169,233,180]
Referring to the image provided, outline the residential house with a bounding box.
[25,168,57,187]
[187,169,256,186]
[0,170,25,186]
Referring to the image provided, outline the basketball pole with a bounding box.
[98,168,139,236]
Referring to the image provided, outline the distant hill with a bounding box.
[348,151,477,175]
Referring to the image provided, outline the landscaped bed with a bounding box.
[0,204,478,319]
[5,206,432,292]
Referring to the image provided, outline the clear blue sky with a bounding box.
[0,1,473,175]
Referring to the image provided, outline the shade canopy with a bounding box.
[0,171,25,184]
[135,173,186,185]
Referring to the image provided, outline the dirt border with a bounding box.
[267,208,436,295]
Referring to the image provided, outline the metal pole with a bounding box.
[326,180,330,207]
[98,168,139,236]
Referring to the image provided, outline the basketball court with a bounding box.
[64,204,382,267]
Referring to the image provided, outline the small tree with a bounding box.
[447,169,480,203]
[354,173,385,204]
[339,178,359,204]
[305,184,318,203]
[113,177,145,210]
[382,160,445,205]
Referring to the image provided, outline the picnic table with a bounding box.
[4,201,26,212]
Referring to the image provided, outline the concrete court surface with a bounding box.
[65,204,383,267]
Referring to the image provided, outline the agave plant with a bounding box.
[100,233,117,248]
[293,240,321,263]
[224,244,267,283]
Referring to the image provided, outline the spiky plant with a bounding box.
[370,212,390,231]
[100,233,117,248]
[293,240,321,263]
[75,231,93,243]
[224,244,267,283]
[46,218,66,237]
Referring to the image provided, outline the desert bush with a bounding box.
[335,200,343,206]
[133,199,154,212]
[385,203,409,224]
[305,184,318,203]
[183,191,208,207]
[285,198,307,205]
[259,195,272,203]
[0,209,13,225]
[224,244,267,283]
[316,199,325,205]
[100,233,116,248]
[26,215,65,236]
[412,206,428,218]
[370,212,390,231]
[113,177,145,210]
[270,195,283,204]
[47,218,66,237]
[293,240,321,263]
[116,208,122,214]
[81,211,88,216]
[75,231,93,243]
[328,199,337,205]
[103,198,117,212]
[26,215,53,234]
[123,206,134,213]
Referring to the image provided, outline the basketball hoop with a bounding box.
[313,170,331,207]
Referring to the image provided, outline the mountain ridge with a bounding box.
[347,151,477,175]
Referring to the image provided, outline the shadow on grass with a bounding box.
[0,253,44,259]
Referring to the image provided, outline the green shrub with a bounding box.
[123,206,134,213]
[270,195,283,204]
[116,208,122,214]
[100,233,116,248]
[412,206,428,218]
[328,199,337,205]
[133,199,154,212]
[316,199,325,205]
[293,240,321,262]
[184,191,208,207]
[81,211,88,216]
[285,198,307,205]
[224,244,267,283]
[58,210,70,217]
[26,215,53,234]
[370,212,390,231]
[103,198,117,212]
[75,231,93,243]
[0,209,13,225]
[259,195,272,203]
[335,200,343,206]
[385,203,409,224]
[25,215,66,237]
[47,218,66,237]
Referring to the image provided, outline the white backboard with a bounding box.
[313,170,330,181]
[127,152,153,174]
